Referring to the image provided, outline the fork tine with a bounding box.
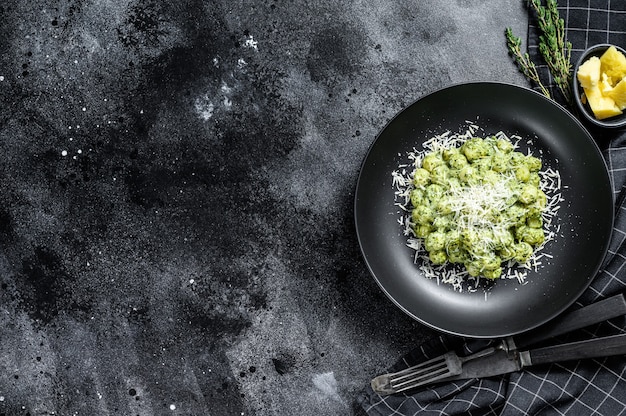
[391,353,450,378]
[371,351,460,395]
[390,358,451,390]
[372,346,500,395]
[390,351,460,392]
[390,356,448,383]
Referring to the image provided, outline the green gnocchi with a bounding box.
[409,135,547,280]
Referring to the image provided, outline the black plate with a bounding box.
[355,82,614,338]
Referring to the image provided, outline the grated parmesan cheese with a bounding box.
[393,125,564,293]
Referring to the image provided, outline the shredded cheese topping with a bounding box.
[392,123,564,292]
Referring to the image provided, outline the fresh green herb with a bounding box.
[505,0,573,106]
[505,28,551,98]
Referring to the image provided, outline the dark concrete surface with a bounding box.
[0,1,527,415]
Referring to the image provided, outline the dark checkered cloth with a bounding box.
[356,1,626,414]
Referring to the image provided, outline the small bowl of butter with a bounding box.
[573,43,626,129]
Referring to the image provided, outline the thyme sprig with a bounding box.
[505,28,551,98]
[505,0,573,106]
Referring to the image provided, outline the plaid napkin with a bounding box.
[356,1,626,414]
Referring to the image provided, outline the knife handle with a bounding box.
[521,333,626,367]
[513,293,626,350]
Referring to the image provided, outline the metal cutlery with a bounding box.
[372,293,626,395]
[370,346,500,395]
[432,333,626,383]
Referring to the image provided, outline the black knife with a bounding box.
[439,333,626,382]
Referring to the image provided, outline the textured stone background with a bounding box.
[0,1,527,415]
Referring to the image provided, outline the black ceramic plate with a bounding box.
[355,82,614,338]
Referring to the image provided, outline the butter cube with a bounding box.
[584,84,623,119]
[577,56,601,89]
[608,78,626,110]
[600,73,614,95]
[600,46,626,81]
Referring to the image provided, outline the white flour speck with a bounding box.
[243,35,258,50]
[220,83,232,94]
[194,94,215,121]
[221,82,233,108]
